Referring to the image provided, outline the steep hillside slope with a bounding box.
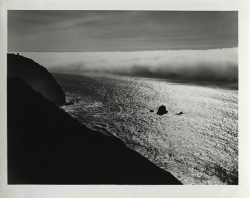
[7,54,65,106]
[8,77,182,184]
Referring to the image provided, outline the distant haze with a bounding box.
[20,48,238,83]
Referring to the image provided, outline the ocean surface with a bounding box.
[53,72,238,185]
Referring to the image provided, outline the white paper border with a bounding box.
[0,0,249,198]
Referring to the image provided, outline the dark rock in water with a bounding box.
[7,77,182,185]
[7,53,65,107]
[176,111,183,115]
[65,99,80,106]
[150,110,154,112]
[65,101,74,106]
[157,105,168,115]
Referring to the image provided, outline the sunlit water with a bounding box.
[53,72,238,185]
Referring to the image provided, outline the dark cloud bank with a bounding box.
[8,11,238,52]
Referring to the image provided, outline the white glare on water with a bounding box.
[56,73,238,185]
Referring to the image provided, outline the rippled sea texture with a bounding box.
[53,72,238,185]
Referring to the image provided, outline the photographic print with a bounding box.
[7,10,238,185]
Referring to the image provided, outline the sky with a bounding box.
[8,11,238,52]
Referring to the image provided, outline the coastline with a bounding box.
[52,71,238,185]
[7,54,182,184]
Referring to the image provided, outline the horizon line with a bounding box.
[7,47,238,53]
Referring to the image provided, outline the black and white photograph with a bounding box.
[6,10,239,185]
[0,0,249,197]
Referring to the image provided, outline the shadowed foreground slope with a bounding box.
[7,54,65,107]
[8,77,182,184]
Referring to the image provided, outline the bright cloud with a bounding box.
[20,47,238,82]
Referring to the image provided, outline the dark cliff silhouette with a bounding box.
[8,77,182,184]
[7,53,65,106]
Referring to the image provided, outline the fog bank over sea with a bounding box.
[19,47,237,84]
